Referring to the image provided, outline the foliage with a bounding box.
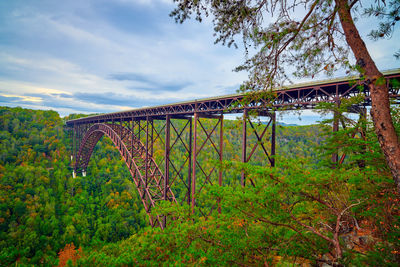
[364,0,400,41]
[172,0,344,89]
[1,106,400,265]
[0,107,145,265]
[76,105,400,266]
[58,243,82,267]
[76,158,400,266]
[169,0,400,195]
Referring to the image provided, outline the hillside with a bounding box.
[0,106,399,266]
[0,107,145,265]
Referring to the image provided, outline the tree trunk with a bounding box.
[335,0,400,190]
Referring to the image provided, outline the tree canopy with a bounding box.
[170,0,400,190]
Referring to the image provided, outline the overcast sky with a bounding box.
[0,0,398,124]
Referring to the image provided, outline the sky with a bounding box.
[0,0,399,124]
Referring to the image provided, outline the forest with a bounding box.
[0,105,399,266]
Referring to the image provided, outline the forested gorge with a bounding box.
[1,106,399,266]
[0,107,145,265]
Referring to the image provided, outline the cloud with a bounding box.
[109,72,192,92]
[0,95,22,103]
[1,0,399,124]
[73,91,164,107]
[20,91,168,113]
[109,0,173,7]
[0,91,136,115]
[0,93,42,103]
[109,72,152,82]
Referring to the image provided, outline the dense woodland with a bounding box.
[0,106,399,266]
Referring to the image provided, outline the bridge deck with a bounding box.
[66,69,400,126]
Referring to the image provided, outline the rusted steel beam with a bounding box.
[138,120,141,142]
[192,113,198,214]
[151,118,166,170]
[219,114,223,186]
[188,115,224,216]
[164,115,170,202]
[167,119,191,205]
[150,119,154,157]
[66,71,400,126]
[130,120,134,160]
[218,114,223,214]
[145,116,149,186]
[241,110,275,186]
[271,112,276,167]
[246,118,272,163]
[197,113,222,119]
[241,109,247,187]
[163,115,171,228]
[188,117,192,206]
[74,122,176,228]
[73,124,76,170]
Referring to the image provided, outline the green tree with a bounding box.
[170,0,400,190]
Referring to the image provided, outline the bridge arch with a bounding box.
[74,123,176,228]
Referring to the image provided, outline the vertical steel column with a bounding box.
[164,115,171,200]
[130,120,134,157]
[145,116,149,185]
[77,124,81,169]
[187,117,193,206]
[120,118,122,136]
[218,114,224,213]
[72,124,77,178]
[76,124,79,155]
[163,115,171,227]
[271,112,276,167]
[241,109,247,187]
[150,119,154,158]
[138,120,141,141]
[73,124,76,163]
[219,115,224,186]
[78,124,83,175]
[191,113,198,213]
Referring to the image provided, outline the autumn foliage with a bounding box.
[58,243,82,267]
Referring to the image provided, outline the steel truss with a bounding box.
[191,113,224,216]
[241,110,276,187]
[66,71,399,125]
[75,122,175,228]
[66,71,400,227]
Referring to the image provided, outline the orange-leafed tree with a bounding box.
[58,243,82,267]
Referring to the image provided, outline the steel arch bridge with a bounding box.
[66,69,400,228]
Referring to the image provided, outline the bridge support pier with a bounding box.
[163,115,171,227]
[191,113,198,214]
[69,109,276,223]
[241,109,276,187]
[241,109,247,187]
[188,117,192,206]
[191,113,224,215]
